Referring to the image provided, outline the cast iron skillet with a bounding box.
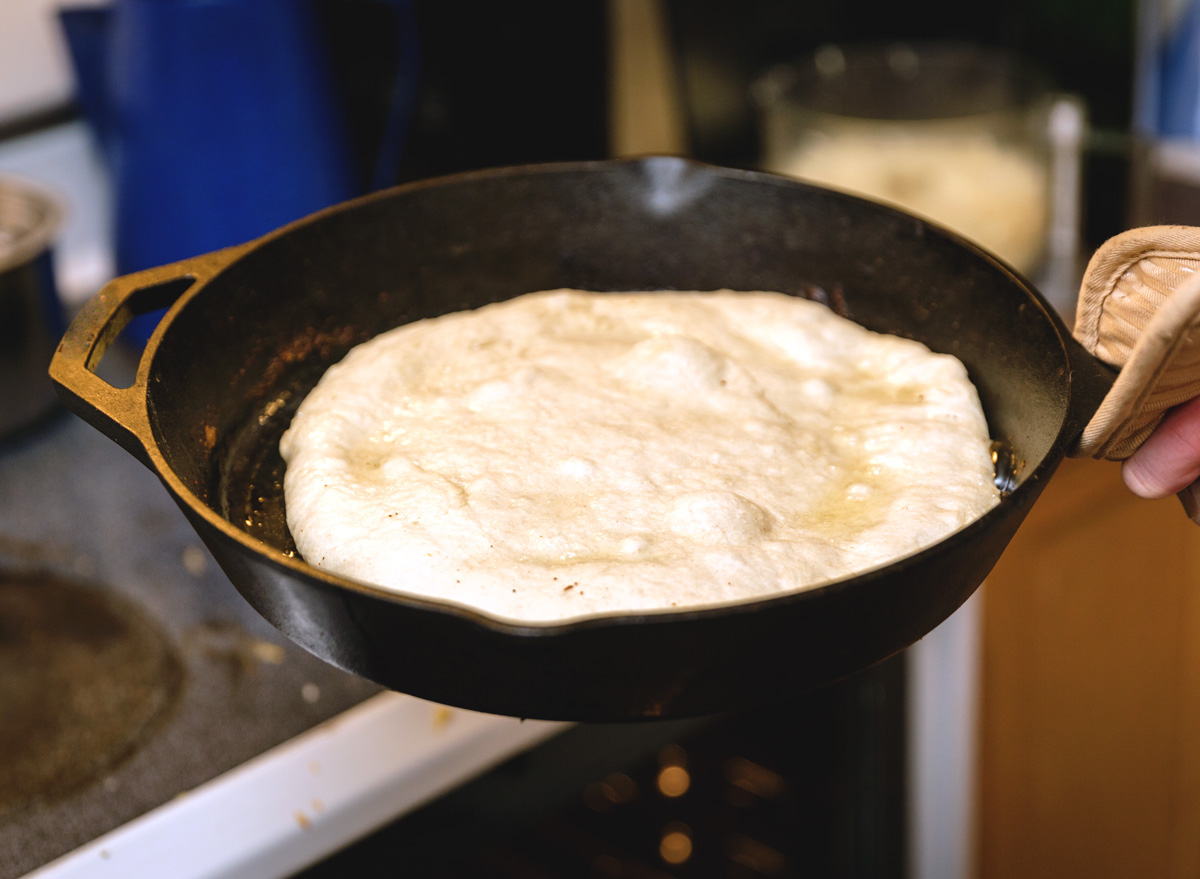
[50,157,1115,721]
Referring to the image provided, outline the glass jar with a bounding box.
[752,42,1083,305]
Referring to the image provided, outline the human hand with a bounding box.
[1069,226,1200,522]
[1122,394,1200,519]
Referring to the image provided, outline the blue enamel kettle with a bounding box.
[59,0,417,343]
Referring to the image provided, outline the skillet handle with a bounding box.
[49,244,250,465]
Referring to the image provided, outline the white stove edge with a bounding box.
[22,692,568,879]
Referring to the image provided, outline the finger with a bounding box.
[1122,394,1200,498]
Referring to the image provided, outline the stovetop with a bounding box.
[0,121,568,879]
[0,398,385,877]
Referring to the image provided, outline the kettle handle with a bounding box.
[49,244,251,465]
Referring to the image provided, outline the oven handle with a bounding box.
[49,244,251,464]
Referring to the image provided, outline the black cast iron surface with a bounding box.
[0,399,379,879]
[51,157,1116,722]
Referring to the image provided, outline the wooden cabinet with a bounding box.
[978,457,1200,877]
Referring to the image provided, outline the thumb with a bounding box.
[1122,394,1200,499]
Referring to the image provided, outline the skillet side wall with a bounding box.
[134,160,1071,718]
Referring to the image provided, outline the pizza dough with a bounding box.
[279,289,1000,622]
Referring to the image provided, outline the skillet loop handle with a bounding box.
[49,244,250,464]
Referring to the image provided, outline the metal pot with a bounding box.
[0,177,63,439]
[49,157,1115,721]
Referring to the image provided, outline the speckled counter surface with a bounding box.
[0,406,381,879]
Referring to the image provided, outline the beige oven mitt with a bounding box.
[1071,225,1200,518]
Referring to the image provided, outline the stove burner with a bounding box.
[0,570,182,815]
